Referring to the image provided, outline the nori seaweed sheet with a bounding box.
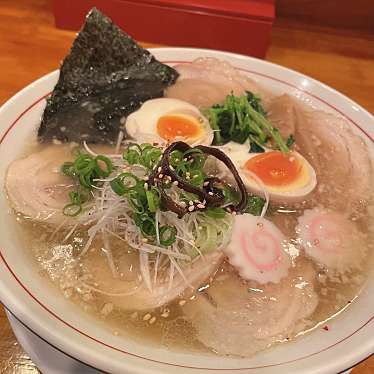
[38,8,178,144]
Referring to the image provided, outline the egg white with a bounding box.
[125,98,213,146]
[217,142,317,203]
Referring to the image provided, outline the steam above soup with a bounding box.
[4,9,374,358]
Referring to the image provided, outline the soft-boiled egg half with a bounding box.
[218,142,317,203]
[125,98,213,146]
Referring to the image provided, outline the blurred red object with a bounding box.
[53,0,275,58]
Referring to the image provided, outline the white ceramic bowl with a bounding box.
[0,48,373,374]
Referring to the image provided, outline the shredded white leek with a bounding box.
[58,147,234,294]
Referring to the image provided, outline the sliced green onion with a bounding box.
[189,170,205,187]
[123,143,142,165]
[128,196,145,214]
[141,145,162,169]
[222,186,239,204]
[136,215,157,237]
[61,162,75,177]
[205,207,226,219]
[146,188,160,213]
[74,154,95,175]
[159,225,177,246]
[79,173,93,189]
[94,155,114,177]
[110,173,139,196]
[245,196,265,216]
[63,203,82,217]
[68,191,82,205]
[169,150,183,167]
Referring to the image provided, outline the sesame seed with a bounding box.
[142,238,148,243]
[180,201,186,208]
[179,299,187,306]
[169,165,175,171]
[208,192,214,196]
[189,200,194,206]
[160,309,170,318]
[232,211,237,215]
[188,206,195,212]
[158,173,163,178]
[164,179,170,184]
[183,158,188,162]
[197,204,205,209]
[143,313,152,321]
[203,181,209,187]
[173,180,179,186]
[158,167,162,173]
[149,316,157,325]
[144,182,148,190]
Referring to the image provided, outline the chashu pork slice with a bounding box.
[166,57,270,108]
[80,248,224,311]
[183,260,318,357]
[5,145,76,225]
[266,94,374,217]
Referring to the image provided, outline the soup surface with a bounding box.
[6,57,374,358]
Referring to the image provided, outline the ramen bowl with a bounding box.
[0,48,373,374]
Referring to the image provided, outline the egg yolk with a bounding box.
[244,151,303,187]
[157,115,200,141]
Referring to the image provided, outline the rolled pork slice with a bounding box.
[79,248,224,311]
[183,260,318,357]
[5,145,76,225]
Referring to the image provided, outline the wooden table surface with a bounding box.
[0,0,373,373]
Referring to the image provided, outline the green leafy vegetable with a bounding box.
[159,225,177,246]
[204,91,290,153]
[249,141,265,153]
[246,91,267,117]
[245,195,266,216]
[286,134,295,148]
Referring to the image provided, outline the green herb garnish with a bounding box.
[61,151,114,216]
[244,195,266,216]
[286,134,295,148]
[204,91,290,152]
[122,143,162,170]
